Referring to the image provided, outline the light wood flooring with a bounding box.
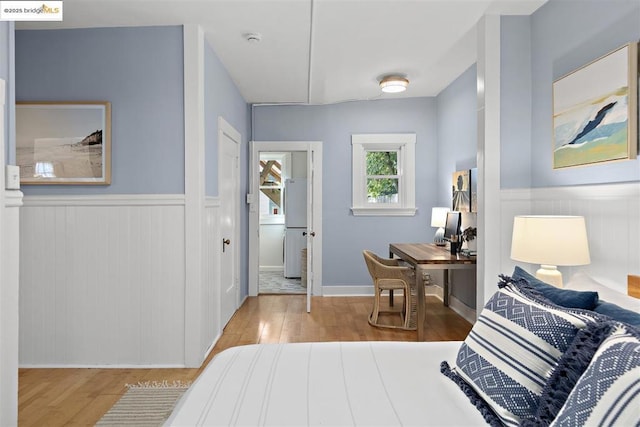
[18,294,472,426]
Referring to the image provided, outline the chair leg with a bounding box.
[403,287,411,329]
[369,288,381,326]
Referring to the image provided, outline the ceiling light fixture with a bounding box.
[379,75,409,93]
[244,33,262,43]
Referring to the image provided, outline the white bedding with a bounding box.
[166,341,485,426]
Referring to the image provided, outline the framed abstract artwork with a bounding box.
[16,101,111,185]
[552,42,638,169]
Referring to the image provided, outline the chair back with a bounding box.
[362,250,379,281]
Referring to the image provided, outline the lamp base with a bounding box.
[434,228,446,246]
[535,265,563,287]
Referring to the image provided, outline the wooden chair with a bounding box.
[363,250,416,330]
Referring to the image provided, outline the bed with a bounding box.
[166,271,640,426]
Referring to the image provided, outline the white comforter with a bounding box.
[166,341,485,426]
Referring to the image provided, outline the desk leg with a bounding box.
[388,249,394,307]
[416,266,425,341]
[443,269,450,307]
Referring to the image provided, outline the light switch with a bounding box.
[5,165,20,190]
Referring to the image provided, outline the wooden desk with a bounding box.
[389,243,476,341]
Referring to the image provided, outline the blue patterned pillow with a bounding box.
[444,279,598,426]
[549,324,640,426]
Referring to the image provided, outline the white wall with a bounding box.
[19,195,187,366]
[500,182,640,294]
[1,78,21,427]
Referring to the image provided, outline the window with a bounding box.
[259,153,289,224]
[351,133,416,216]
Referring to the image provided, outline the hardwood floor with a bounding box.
[18,294,472,426]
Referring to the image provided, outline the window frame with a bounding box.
[351,133,416,216]
[259,152,290,225]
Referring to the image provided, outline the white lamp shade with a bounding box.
[430,207,449,227]
[510,215,590,266]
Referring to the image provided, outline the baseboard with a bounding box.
[199,332,221,367]
[448,295,477,324]
[425,284,443,300]
[322,285,374,296]
[323,284,445,298]
[259,266,284,272]
[19,363,187,369]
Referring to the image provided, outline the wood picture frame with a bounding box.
[552,42,638,169]
[16,101,111,185]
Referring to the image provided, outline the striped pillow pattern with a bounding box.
[454,284,596,426]
[549,324,640,426]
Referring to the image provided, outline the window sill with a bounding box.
[350,207,417,217]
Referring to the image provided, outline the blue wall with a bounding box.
[253,97,438,287]
[204,40,250,197]
[501,16,533,189]
[1,22,14,165]
[204,39,251,296]
[529,0,640,187]
[435,64,477,206]
[15,26,185,195]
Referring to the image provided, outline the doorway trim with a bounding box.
[248,141,323,298]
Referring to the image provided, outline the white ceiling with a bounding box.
[17,0,547,105]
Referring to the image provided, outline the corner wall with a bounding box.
[253,98,438,289]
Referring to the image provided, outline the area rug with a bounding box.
[96,381,191,426]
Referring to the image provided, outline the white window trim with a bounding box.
[351,133,417,216]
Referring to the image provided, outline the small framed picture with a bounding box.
[452,170,470,212]
[16,101,111,185]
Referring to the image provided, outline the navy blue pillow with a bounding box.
[593,301,640,327]
[512,266,599,310]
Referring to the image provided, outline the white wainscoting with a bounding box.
[202,197,221,362]
[19,195,187,367]
[501,182,640,294]
[1,191,22,426]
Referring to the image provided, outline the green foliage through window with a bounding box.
[366,151,398,202]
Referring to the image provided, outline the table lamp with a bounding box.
[431,207,449,246]
[510,215,590,287]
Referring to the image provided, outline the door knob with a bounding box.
[302,231,316,237]
[222,238,231,252]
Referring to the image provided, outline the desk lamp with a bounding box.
[510,215,590,287]
[431,207,449,246]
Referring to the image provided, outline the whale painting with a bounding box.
[552,43,637,169]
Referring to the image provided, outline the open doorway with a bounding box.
[249,141,323,311]
[258,152,307,294]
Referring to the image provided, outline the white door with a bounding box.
[219,117,241,328]
[305,147,316,312]
[248,142,322,303]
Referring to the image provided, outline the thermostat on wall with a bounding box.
[5,165,20,190]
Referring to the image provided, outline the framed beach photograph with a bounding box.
[552,42,638,169]
[452,169,470,212]
[16,101,111,185]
